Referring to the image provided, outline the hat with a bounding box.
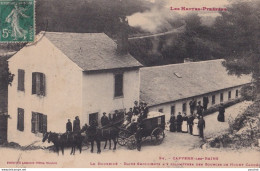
[134,101,138,104]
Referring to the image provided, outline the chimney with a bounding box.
[116,16,128,55]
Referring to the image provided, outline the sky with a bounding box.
[127,0,233,32]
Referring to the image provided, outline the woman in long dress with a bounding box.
[193,115,199,136]
[182,113,188,133]
[169,114,176,132]
[218,103,225,122]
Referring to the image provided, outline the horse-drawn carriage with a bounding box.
[117,112,165,149]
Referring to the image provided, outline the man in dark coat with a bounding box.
[187,115,194,135]
[203,96,209,111]
[126,108,133,122]
[169,113,176,132]
[218,103,225,122]
[66,119,72,133]
[108,113,113,123]
[113,110,119,122]
[133,101,140,115]
[198,116,205,139]
[73,116,81,133]
[197,101,204,117]
[143,103,149,119]
[101,112,109,127]
[176,112,183,132]
[189,99,196,115]
[139,102,144,113]
[135,123,144,151]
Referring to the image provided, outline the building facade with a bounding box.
[8,32,142,145]
[7,32,251,146]
[140,60,251,122]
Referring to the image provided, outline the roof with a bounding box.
[44,32,143,71]
[140,59,252,107]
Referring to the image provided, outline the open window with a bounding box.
[228,91,231,100]
[220,93,224,102]
[114,73,123,98]
[31,112,47,134]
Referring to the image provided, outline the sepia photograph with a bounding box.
[0,0,259,168]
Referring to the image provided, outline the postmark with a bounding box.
[0,0,35,43]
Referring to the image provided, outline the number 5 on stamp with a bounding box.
[0,0,35,42]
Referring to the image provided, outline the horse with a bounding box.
[42,131,84,155]
[84,124,120,154]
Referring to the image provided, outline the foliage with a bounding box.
[0,55,14,88]
[240,84,257,101]
[214,1,260,97]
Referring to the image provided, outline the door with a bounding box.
[89,113,98,126]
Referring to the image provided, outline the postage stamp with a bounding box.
[0,0,35,43]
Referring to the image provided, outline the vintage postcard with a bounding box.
[0,0,259,169]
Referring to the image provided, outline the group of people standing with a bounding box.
[169,112,206,139]
[169,97,226,139]
[100,110,124,127]
[66,116,81,133]
[169,99,208,139]
[100,101,149,129]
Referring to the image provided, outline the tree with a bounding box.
[214,0,260,98]
[0,55,14,88]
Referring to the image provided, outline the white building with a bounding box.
[8,32,142,145]
[140,60,251,122]
[7,31,251,146]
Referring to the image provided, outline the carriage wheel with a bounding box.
[151,127,165,145]
[126,135,137,150]
[117,131,129,146]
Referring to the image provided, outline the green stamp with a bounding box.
[0,0,34,42]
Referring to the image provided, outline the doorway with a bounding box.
[89,112,98,126]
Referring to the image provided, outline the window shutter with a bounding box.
[42,114,47,133]
[40,73,46,96]
[31,112,36,133]
[17,108,24,131]
[38,113,43,133]
[32,73,36,94]
[20,110,24,131]
[18,69,25,91]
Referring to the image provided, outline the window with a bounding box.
[158,109,163,113]
[18,69,25,91]
[236,90,239,97]
[171,106,175,115]
[17,108,24,131]
[114,73,123,97]
[32,72,46,96]
[31,112,47,133]
[220,93,224,102]
[228,91,231,100]
[182,103,187,113]
[212,95,216,105]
